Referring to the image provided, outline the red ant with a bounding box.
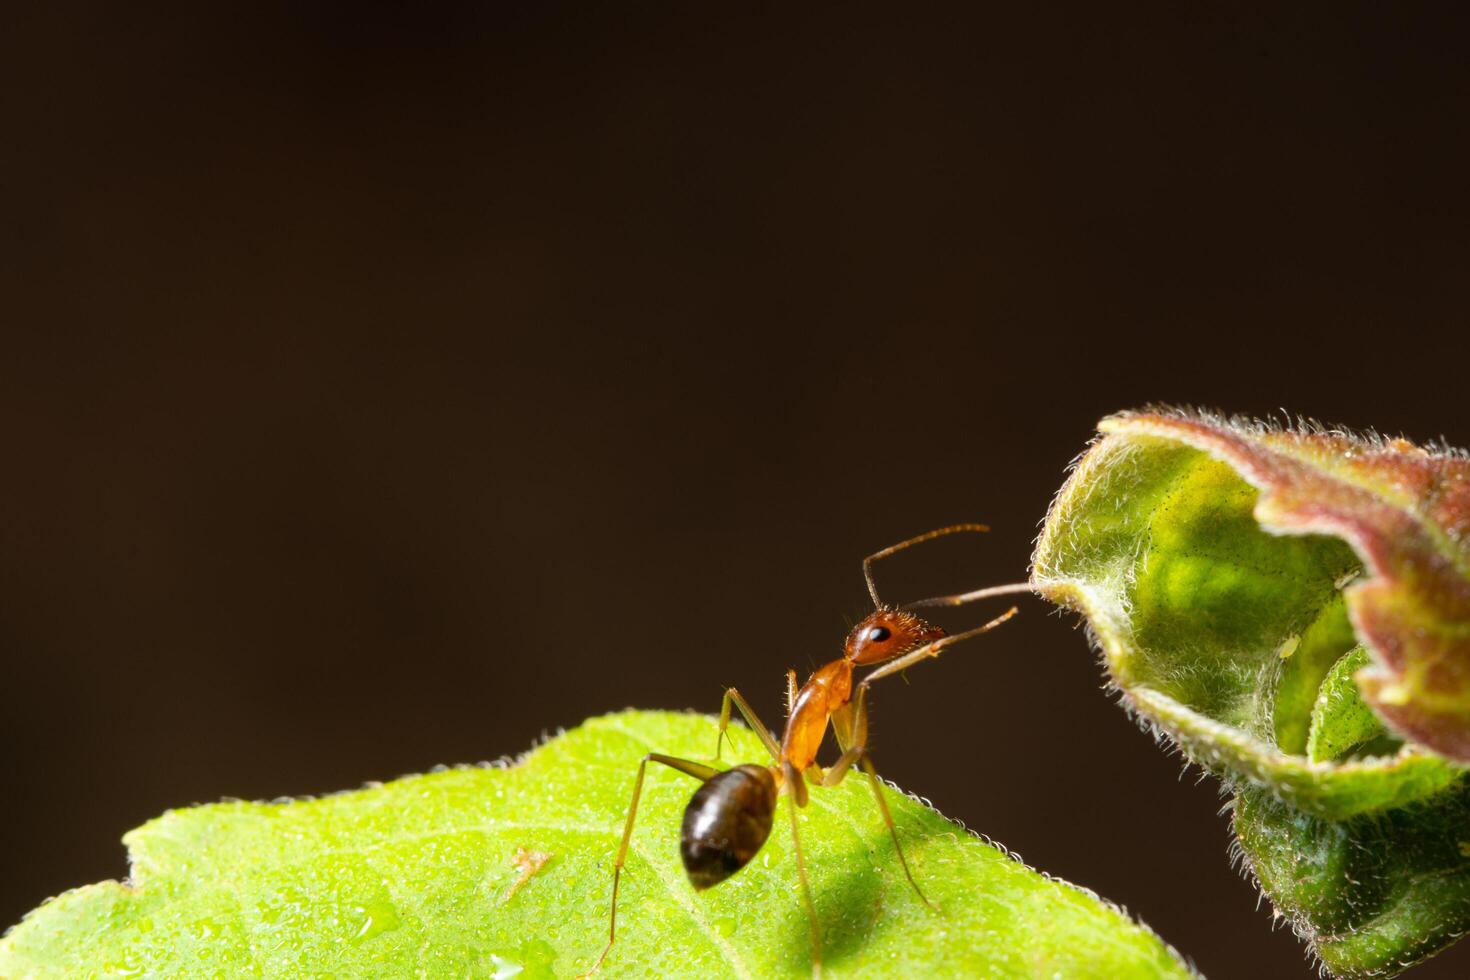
[583,525,1030,977]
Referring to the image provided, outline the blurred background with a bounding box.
[3,4,1467,976]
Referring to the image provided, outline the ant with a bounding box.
[582,524,1032,977]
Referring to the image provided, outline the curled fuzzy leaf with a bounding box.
[1032,409,1470,976]
[1032,418,1465,815]
[1063,411,1470,762]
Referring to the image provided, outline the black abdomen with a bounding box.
[679,764,778,890]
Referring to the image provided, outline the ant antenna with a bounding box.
[862,523,991,608]
[900,580,1036,610]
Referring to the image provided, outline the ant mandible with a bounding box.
[582,524,1032,978]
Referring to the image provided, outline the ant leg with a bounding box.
[858,753,936,910]
[581,753,719,979]
[860,607,1018,686]
[820,687,868,787]
[716,687,780,762]
[863,523,990,607]
[820,746,863,788]
[784,762,823,978]
[820,688,935,910]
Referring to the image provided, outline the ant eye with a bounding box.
[867,626,891,643]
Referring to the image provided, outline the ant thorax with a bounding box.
[781,660,854,770]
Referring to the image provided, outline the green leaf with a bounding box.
[1032,409,1470,977]
[0,711,1191,979]
[1235,782,1470,977]
[1307,647,1389,764]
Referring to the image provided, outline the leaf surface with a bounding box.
[0,711,1191,979]
[1032,410,1470,977]
[1307,647,1387,764]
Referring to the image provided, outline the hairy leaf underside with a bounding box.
[1033,410,1470,978]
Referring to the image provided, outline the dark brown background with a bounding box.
[3,4,1468,977]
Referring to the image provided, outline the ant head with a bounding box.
[844,609,946,666]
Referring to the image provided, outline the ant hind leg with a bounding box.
[580,753,719,979]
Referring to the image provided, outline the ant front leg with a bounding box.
[820,686,936,910]
[716,686,781,762]
[581,753,719,979]
[859,606,1018,686]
